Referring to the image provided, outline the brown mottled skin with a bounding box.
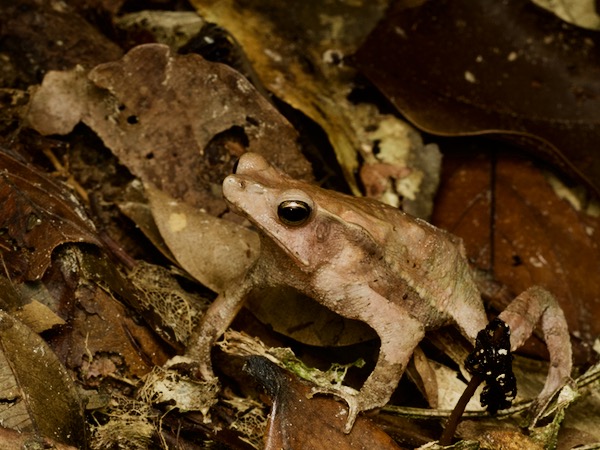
[186,152,572,432]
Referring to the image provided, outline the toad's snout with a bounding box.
[222,175,265,203]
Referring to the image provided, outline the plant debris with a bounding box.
[0,1,598,448]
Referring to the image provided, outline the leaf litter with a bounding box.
[0,0,598,448]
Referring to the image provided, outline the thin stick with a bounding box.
[438,374,483,446]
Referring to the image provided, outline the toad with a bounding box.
[186,152,572,432]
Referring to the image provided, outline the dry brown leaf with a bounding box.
[531,0,600,30]
[27,43,312,216]
[355,0,600,197]
[13,300,66,333]
[117,181,179,264]
[128,261,210,347]
[0,310,85,447]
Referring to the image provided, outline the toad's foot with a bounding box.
[309,385,362,433]
[528,377,576,426]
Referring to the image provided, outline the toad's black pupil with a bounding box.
[278,200,311,226]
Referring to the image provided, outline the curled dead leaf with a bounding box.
[52,246,170,379]
[432,151,600,349]
[356,0,600,196]
[0,150,102,281]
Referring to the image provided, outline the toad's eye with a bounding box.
[277,200,312,226]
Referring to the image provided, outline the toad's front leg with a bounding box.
[185,280,251,381]
[312,286,425,433]
[497,286,572,421]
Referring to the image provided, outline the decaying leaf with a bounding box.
[355,0,600,197]
[0,276,66,335]
[117,180,179,264]
[50,246,170,379]
[0,150,102,281]
[13,300,66,334]
[0,310,85,447]
[137,365,219,415]
[27,43,312,216]
[244,356,402,450]
[128,261,209,346]
[189,0,441,217]
[90,394,157,450]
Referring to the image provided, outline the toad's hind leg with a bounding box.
[497,286,572,420]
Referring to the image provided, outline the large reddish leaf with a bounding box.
[431,149,600,355]
[355,0,600,196]
[0,151,102,281]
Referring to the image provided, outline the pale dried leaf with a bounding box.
[13,300,65,333]
[145,183,259,293]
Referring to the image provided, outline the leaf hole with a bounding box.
[205,125,250,165]
[246,116,259,126]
